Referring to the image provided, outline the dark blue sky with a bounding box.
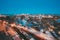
[0,0,60,15]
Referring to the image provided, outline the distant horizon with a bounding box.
[0,13,60,15]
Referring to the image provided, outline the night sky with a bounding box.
[0,0,60,15]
